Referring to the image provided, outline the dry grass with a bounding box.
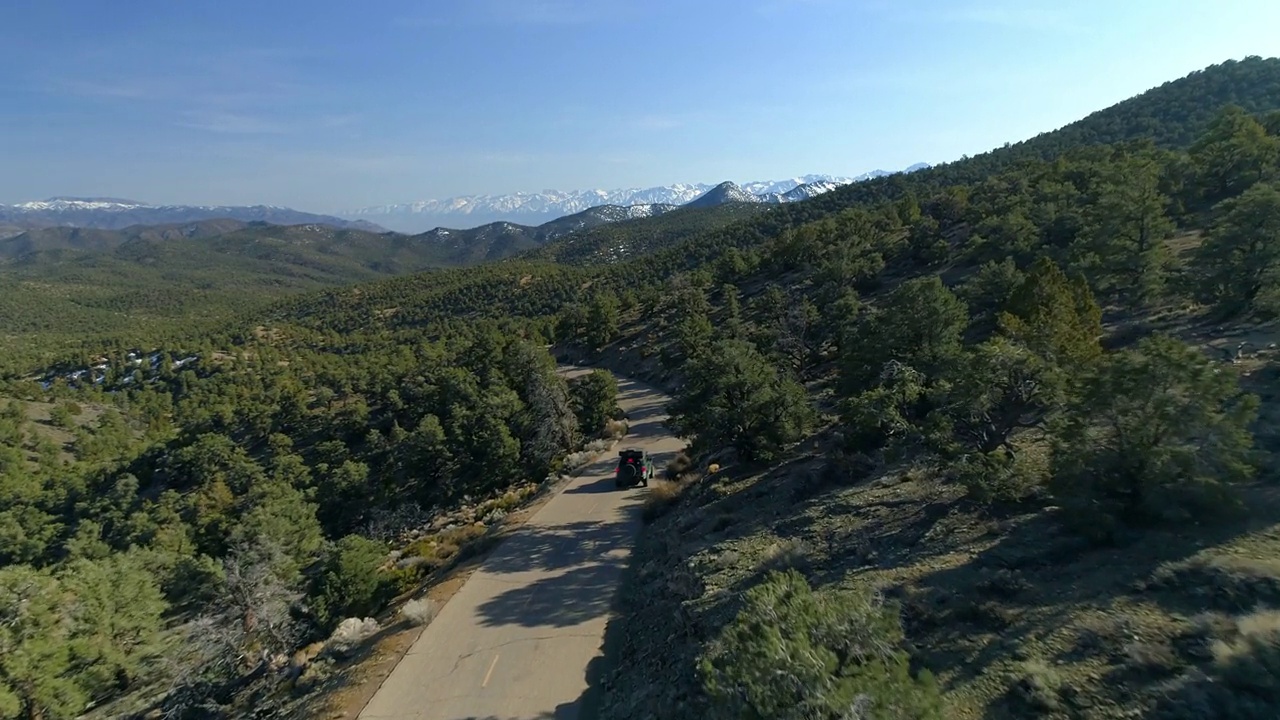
[1008,658,1067,714]
[756,537,811,573]
[2,397,110,466]
[642,479,693,523]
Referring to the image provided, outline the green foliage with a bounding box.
[1189,104,1280,206]
[1079,151,1176,306]
[0,566,86,720]
[1049,334,1260,537]
[840,276,968,394]
[569,369,620,436]
[958,257,1026,335]
[49,402,73,428]
[0,557,166,720]
[840,361,934,458]
[1195,181,1280,316]
[585,291,621,350]
[997,256,1103,367]
[58,554,168,695]
[668,339,814,463]
[931,336,1064,457]
[509,343,579,476]
[310,535,391,632]
[699,569,943,720]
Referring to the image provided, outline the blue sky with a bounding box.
[1,0,1278,212]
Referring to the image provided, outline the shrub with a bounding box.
[1149,555,1280,612]
[1008,658,1065,713]
[309,535,392,632]
[324,617,380,658]
[400,598,438,627]
[603,418,628,439]
[757,538,811,573]
[665,451,693,480]
[699,569,943,720]
[49,402,74,428]
[950,448,1046,503]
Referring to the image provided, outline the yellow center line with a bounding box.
[482,654,500,687]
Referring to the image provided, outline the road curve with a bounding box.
[357,370,681,720]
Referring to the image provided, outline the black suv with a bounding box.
[615,448,654,489]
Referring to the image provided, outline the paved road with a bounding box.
[357,370,681,720]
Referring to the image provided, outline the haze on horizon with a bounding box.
[1,0,1278,214]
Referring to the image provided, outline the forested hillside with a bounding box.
[2,55,1280,720]
[0,313,630,719]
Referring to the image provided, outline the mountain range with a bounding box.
[0,197,388,237]
[338,166,930,232]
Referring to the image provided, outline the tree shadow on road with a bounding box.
[479,517,638,576]
[474,560,628,630]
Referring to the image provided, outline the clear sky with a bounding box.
[1,0,1278,212]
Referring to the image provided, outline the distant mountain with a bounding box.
[340,167,929,232]
[407,202,686,266]
[686,181,761,209]
[0,197,388,233]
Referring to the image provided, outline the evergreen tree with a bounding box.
[1195,181,1280,316]
[667,339,814,462]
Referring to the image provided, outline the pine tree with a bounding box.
[997,256,1102,368]
[1195,182,1280,316]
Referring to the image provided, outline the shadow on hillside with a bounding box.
[899,504,1266,695]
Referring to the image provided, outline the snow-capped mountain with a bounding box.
[686,181,763,209]
[341,166,929,233]
[0,197,387,233]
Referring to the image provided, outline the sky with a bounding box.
[1,0,1278,213]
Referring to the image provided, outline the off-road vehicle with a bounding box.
[614,448,654,489]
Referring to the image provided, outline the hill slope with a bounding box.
[788,55,1280,219]
[0,221,455,369]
